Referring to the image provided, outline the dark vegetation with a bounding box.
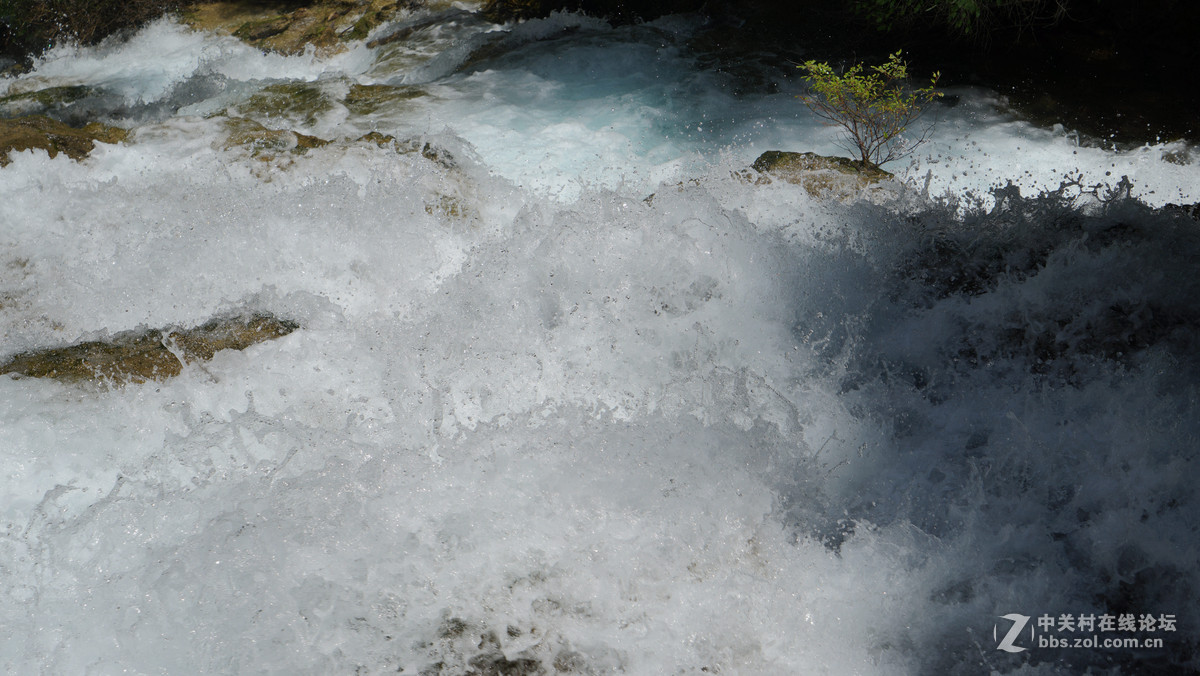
[853,0,1072,36]
[480,0,702,24]
[862,0,1200,144]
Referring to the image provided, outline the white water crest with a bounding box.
[2,6,1199,674]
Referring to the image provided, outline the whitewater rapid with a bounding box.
[1,6,1198,674]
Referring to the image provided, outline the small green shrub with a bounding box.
[798,50,941,169]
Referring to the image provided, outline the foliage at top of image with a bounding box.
[481,0,707,24]
[854,0,1071,36]
[798,50,941,169]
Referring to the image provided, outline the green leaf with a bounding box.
[798,50,941,167]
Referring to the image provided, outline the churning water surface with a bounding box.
[1,5,1198,674]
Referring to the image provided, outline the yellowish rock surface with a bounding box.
[0,313,299,385]
[0,115,127,166]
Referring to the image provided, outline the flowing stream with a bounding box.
[2,4,1199,674]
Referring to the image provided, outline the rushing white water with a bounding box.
[2,6,1198,674]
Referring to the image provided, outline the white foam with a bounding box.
[2,7,1198,674]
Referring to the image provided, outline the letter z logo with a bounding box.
[995,614,1031,653]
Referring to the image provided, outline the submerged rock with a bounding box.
[0,85,100,119]
[217,117,456,168]
[356,132,470,218]
[1161,145,1194,166]
[183,0,410,55]
[356,131,456,169]
[215,121,468,216]
[342,83,426,115]
[240,81,335,128]
[747,150,894,199]
[0,313,299,385]
[0,115,127,166]
[365,7,472,48]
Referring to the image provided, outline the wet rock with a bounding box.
[1161,146,1194,166]
[467,651,543,676]
[233,15,294,41]
[342,83,425,116]
[356,130,396,146]
[366,7,472,48]
[216,122,468,218]
[750,149,892,182]
[0,85,101,119]
[240,81,335,128]
[0,313,299,385]
[355,132,471,218]
[220,116,330,157]
[467,630,544,676]
[359,132,469,217]
[218,117,458,178]
[0,115,128,166]
[183,0,410,55]
[747,150,894,199]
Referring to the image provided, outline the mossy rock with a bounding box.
[342,3,401,41]
[241,82,334,128]
[423,193,469,219]
[184,0,406,55]
[365,7,473,49]
[220,116,330,157]
[232,15,293,41]
[180,1,290,32]
[0,313,299,385]
[342,83,425,116]
[356,130,396,146]
[223,5,342,54]
[747,150,895,199]
[751,150,892,181]
[0,115,128,167]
